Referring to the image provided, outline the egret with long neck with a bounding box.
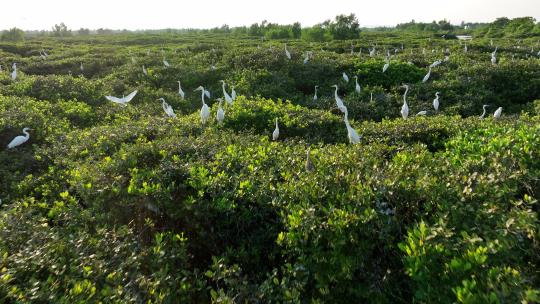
[400,85,409,120]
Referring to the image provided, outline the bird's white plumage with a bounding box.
[220,80,233,105]
[195,86,210,124]
[433,92,440,111]
[332,85,347,113]
[159,98,176,118]
[177,81,185,99]
[272,118,279,141]
[216,99,225,124]
[313,85,318,101]
[416,111,427,116]
[401,85,409,120]
[7,128,30,149]
[105,90,138,106]
[422,66,432,83]
[344,109,360,144]
[354,76,361,94]
[493,107,503,119]
[342,72,349,83]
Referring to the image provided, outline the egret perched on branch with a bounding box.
[479,104,490,119]
[354,76,361,94]
[400,85,410,119]
[331,85,347,113]
[231,86,237,101]
[216,98,225,124]
[344,108,360,144]
[177,81,185,99]
[433,92,440,112]
[342,72,349,83]
[11,63,17,81]
[284,44,291,59]
[220,80,233,105]
[142,65,148,76]
[159,98,176,118]
[194,86,210,125]
[493,107,503,120]
[272,118,279,141]
[422,66,432,83]
[313,85,318,101]
[7,128,31,149]
[105,90,138,106]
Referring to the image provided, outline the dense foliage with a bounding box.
[0,27,539,303]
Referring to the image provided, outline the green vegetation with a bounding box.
[0,18,539,303]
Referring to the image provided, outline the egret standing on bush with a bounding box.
[194,86,210,125]
[158,98,176,118]
[422,66,432,83]
[433,92,440,112]
[479,104,490,119]
[331,85,347,113]
[354,76,361,94]
[493,107,503,120]
[11,63,17,81]
[220,80,233,105]
[400,85,410,119]
[7,128,31,149]
[231,86,237,101]
[177,81,185,99]
[284,44,291,60]
[216,98,225,124]
[342,72,349,83]
[344,109,360,144]
[272,118,279,141]
[313,85,319,101]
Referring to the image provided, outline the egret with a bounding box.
[354,76,361,94]
[370,92,374,103]
[216,98,225,124]
[430,60,442,68]
[42,49,49,57]
[163,58,170,67]
[342,72,349,83]
[416,111,427,116]
[272,118,279,141]
[433,92,440,112]
[491,54,497,65]
[194,86,210,125]
[7,128,31,149]
[284,44,291,59]
[344,109,360,144]
[159,98,176,118]
[400,85,409,120]
[479,105,490,119]
[305,149,315,172]
[177,81,185,99]
[369,47,376,57]
[422,66,432,83]
[142,65,148,76]
[40,51,47,60]
[231,86,237,101]
[331,85,347,113]
[382,56,390,73]
[493,107,503,120]
[220,80,233,105]
[105,90,138,106]
[313,85,318,101]
[80,63,84,72]
[303,53,309,64]
[11,63,17,81]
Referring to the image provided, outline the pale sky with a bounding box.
[2,0,539,31]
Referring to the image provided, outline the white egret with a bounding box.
[382,56,390,73]
[142,65,148,76]
[231,86,237,101]
[493,107,503,120]
[105,90,138,106]
[313,85,318,101]
[354,76,361,94]
[369,47,376,57]
[7,128,31,149]
[194,86,210,125]
[284,44,291,60]
[305,149,315,172]
[342,72,349,83]
[433,92,440,112]
[416,111,427,116]
[479,105,490,119]
[159,98,176,118]
[400,85,409,120]
[80,63,84,72]
[11,63,17,81]
[422,66,432,83]
[370,92,374,103]
[344,109,360,144]
[491,54,497,65]
[40,51,47,60]
[177,81,185,99]
[430,60,442,68]
[272,118,279,141]
[331,85,347,113]
[220,80,233,105]
[216,98,225,124]
[163,58,170,67]
[303,53,309,64]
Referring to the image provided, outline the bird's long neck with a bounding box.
[403,87,409,104]
[23,130,30,138]
[200,90,205,104]
[334,87,338,98]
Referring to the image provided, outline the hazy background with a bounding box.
[1,0,539,30]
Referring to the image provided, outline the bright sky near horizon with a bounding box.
[1,0,539,31]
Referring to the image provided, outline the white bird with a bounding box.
[491,54,497,65]
[142,65,148,76]
[216,98,225,124]
[272,118,279,141]
[177,81,185,99]
[354,76,361,94]
[400,85,409,120]
[369,47,376,57]
[303,53,310,64]
[370,92,374,103]
[159,98,176,118]
[422,66,432,83]
[231,86,237,101]
[344,109,360,144]
[382,56,390,73]
[7,128,31,149]
[163,58,170,67]
[493,107,503,119]
[331,85,347,113]
[105,90,138,106]
[220,80,233,105]
[305,149,315,172]
[42,49,49,57]
[430,60,442,68]
[40,51,47,60]
[194,86,210,125]
[479,104,490,119]
[11,63,17,81]
[80,63,84,71]
[204,90,211,99]
[416,111,427,116]
[284,44,291,59]
[342,72,349,83]
[433,92,440,112]
[313,85,318,101]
